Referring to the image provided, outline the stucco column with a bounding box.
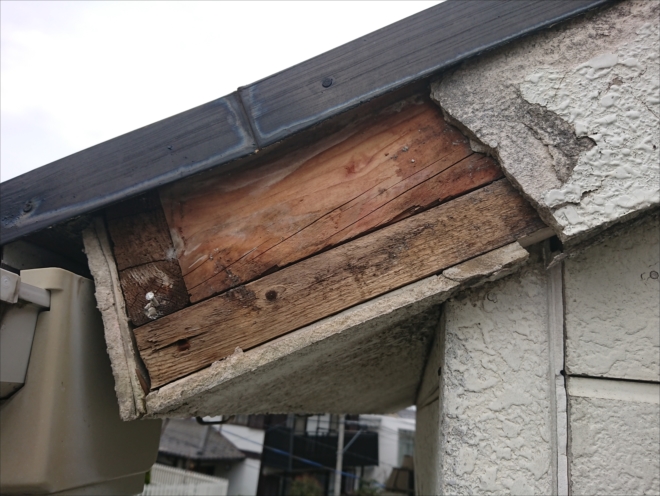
[416,260,562,495]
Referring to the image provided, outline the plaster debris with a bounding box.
[442,242,529,286]
[432,0,659,242]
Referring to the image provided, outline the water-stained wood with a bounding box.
[161,96,503,303]
[137,179,546,388]
[106,193,189,326]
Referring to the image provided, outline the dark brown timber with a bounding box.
[136,179,546,389]
[161,97,503,303]
[106,193,189,326]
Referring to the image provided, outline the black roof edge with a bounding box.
[0,0,612,245]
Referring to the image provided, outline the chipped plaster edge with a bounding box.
[440,95,658,249]
[560,207,659,261]
[430,1,660,246]
[437,103,571,239]
[82,217,146,420]
[442,241,530,287]
[144,240,534,417]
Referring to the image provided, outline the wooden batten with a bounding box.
[136,179,546,389]
[160,96,502,303]
[105,192,189,327]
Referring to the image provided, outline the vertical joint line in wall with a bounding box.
[560,260,571,496]
[547,260,559,496]
[547,258,569,496]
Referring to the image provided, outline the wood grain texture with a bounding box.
[106,193,189,326]
[137,179,547,388]
[162,97,503,303]
[117,261,189,327]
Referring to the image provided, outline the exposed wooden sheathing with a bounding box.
[90,92,548,399]
[106,193,189,326]
[138,180,545,389]
[161,97,501,303]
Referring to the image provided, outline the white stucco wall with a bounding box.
[439,262,555,495]
[565,212,660,381]
[415,214,659,495]
[568,377,660,496]
[432,0,659,243]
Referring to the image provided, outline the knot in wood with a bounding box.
[176,339,190,352]
[265,290,278,301]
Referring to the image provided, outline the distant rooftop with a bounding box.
[159,418,245,462]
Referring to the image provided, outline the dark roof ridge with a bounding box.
[0,0,611,245]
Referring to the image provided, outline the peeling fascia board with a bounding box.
[142,242,531,418]
[82,218,148,420]
[432,0,659,244]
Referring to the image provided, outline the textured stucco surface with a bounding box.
[565,212,660,381]
[440,262,554,495]
[568,377,660,496]
[432,0,659,242]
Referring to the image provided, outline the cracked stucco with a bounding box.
[82,218,147,421]
[432,0,659,243]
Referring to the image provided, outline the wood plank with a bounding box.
[239,0,610,146]
[136,179,546,389]
[116,261,189,326]
[162,98,502,303]
[106,193,189,326]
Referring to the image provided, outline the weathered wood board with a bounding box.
[106,193,189,326]
[137,179,546,388]
[161,97,502,303]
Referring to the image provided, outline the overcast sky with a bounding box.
[1,1,439,183]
